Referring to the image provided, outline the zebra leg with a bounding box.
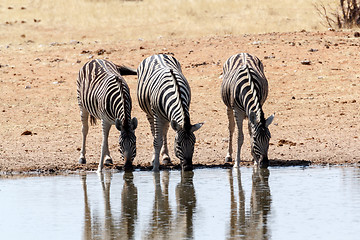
[160,122,172,165]
[234,110,245,168]
[152,117,164,172]
[97,120,112,173]
[225,107,235,163]
[79,107,89,164]
[146,114,155,137]
[146,114,159,170]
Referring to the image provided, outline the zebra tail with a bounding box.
[90,115,97,126]
[116,65,137,76]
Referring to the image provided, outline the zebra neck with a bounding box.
[248,107,264,125]
[169,69,188,128]
[171,110,190,128]
[244,67,262,121]
[116,79,131,126]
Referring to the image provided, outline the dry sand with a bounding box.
[1,30,359,174]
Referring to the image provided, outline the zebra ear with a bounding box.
[249,111,257,125]
[190,122,204,133]
[171,120,181,131]
[265,114,275,127]
[115,119,123,131]
[131,117,138,130]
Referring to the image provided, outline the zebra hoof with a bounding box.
[79,157,86,164]
[225,156,233,163]
[162,157,172,165]
[105,158,113,165]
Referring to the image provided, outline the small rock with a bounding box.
[97,49,106,55]
[50,42,60,46]
[70,40,82,45]
[264,55,275,59]
[21,130,32,136]
[354,32,360,37]
[301,60,311,65]
[308,48,318,52]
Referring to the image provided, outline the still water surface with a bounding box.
[1,166,360,240]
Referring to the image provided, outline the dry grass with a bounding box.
[0,0,334,45]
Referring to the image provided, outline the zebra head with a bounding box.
[248,112,274,168]
[171,120,203,171]
[115,117,138,171]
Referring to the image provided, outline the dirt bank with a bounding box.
[1,30,359,174]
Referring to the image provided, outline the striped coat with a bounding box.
[137,54,203,171]
[77,59,138,172]
[221,53,274,168]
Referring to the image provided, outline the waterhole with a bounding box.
[1,166,359,239]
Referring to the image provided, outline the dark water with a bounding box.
[1,166,360,240]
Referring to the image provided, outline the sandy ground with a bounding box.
[1,30,359,174]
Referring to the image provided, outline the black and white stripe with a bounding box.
[137,54,203,171]
[221,53,274,168]
[77,59,138,172]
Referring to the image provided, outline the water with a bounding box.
[1,166,360,240]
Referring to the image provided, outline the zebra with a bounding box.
[77,59,138,172]
[221,53,274,168]
[137,54,203,171]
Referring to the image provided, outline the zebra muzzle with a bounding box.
[123,152,133,171]
[123,159,133,171]
[259,156,269,169]
[181,159,193,171]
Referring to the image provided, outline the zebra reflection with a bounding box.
[145,171,196,239]
[174,171,196,239]
[81,172,138,240]
[119,172,138,239]
[145,171,172,239]
[228,168,271,240]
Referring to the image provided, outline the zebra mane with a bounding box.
[116,77,130,127]
[169,69,190,129]
[245,65,262,122]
